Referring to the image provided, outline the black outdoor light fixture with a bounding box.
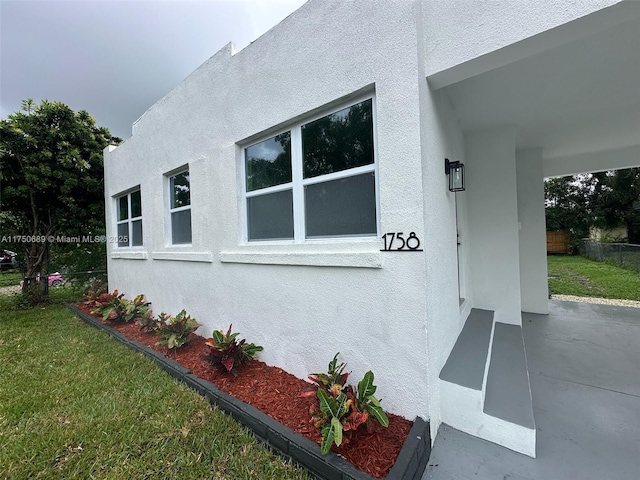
[445,158,465,192]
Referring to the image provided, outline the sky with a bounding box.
[0,0,307,139]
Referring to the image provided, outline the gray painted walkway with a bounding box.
[424,300,640,480]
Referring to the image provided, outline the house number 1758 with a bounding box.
[380,232,423,252]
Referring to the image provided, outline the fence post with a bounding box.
[619,243,623,266]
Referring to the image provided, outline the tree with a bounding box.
[0,99,121,304]
[544,175,595,243]
[592,168,640,244]
[545,168,640,248]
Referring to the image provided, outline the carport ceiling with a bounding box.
[443,15,640,160]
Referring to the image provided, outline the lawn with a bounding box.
[0,305,310,479]
[547,255,640,301]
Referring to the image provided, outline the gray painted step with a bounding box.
[439,309,494,390]
[483,323,535,429]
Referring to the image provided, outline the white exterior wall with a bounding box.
[517,149,549,315]
[416,0,469,439]
[104,0,429,420]
[423,0,624,87]
[465,129,522,325]
[543,145,640,178]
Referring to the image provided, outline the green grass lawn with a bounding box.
[547,255,640,301]
[0,305,310,479]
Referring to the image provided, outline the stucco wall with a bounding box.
[415,0,469,438]
[423,0,623,84]
[517,149,549,315]
[466,129,522,325]
[104,0,429,420]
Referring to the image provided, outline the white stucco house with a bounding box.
[103,0,640,457]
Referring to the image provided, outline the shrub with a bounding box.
[85,289,115,312]
[202,324,263,376]
[138,312,161,334]
[156,310,202,349]
[303,353,389,455]
[91,291,151,324]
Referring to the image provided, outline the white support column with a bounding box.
[517,149,549,314]
[466,129,522,325]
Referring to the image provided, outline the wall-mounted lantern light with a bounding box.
[445,158,465,192]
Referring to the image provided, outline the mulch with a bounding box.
[76,304,413,478]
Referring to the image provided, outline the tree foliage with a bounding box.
[545,168,640,246]
[0,99,121,304]
[592,168,640,244]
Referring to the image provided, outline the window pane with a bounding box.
[245,132,292,191]
[247,190,294,240]
[117,223,129,247]
[118,196,128,221]
[131,219,143,246]
[305,172,376,238]
[171,209,192,244]
[171,171,190,208]
[131,190,142,218]
[302,99,374,179]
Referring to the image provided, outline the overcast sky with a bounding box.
[0,0,307,139]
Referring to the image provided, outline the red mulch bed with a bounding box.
[76,304,413,478]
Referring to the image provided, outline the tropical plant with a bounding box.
[84,289,114,311]
[91,291,151,323]
[83,278,106,301]
[156,310,202,349]
[202,324,263,376]
[303,353,389,455]
[352,371,389,430]
[138,311,161,334]
[304,352,350,397]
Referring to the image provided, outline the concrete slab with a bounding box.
[523,304,640,397]
[424,300,640,480]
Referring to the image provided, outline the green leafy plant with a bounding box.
[316,389,349,455]
[92,291,151,323]
[82,278,106,304]
[138,311,161,334]
[303,353,389,455]
[202,324,263,376]
[353,371,389,429]
[84,289,115,312]
[156,310,202,349]
[304,352,350,397]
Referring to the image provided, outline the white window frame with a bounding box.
[167,168,192,246]
[115,188,143,248]
[240,94,380,244]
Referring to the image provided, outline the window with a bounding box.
[243,97,377,241]
[168,170,192,244]
[116,189,143,247]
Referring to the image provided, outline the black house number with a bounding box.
[380,232,423,252]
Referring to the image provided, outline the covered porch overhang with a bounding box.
[429,1,639,177]
[430,1,640,318]
[429,1,639,459]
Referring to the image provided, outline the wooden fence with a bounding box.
[546,231,570,254]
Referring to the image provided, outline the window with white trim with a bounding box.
[116,189,143,247]
[243,97,377,242]
[168,170,192,244]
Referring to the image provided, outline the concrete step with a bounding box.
[439,310,536,457]
[483,323,535,429]
[439,308,494,390]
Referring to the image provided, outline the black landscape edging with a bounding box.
[68,304,431,480]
